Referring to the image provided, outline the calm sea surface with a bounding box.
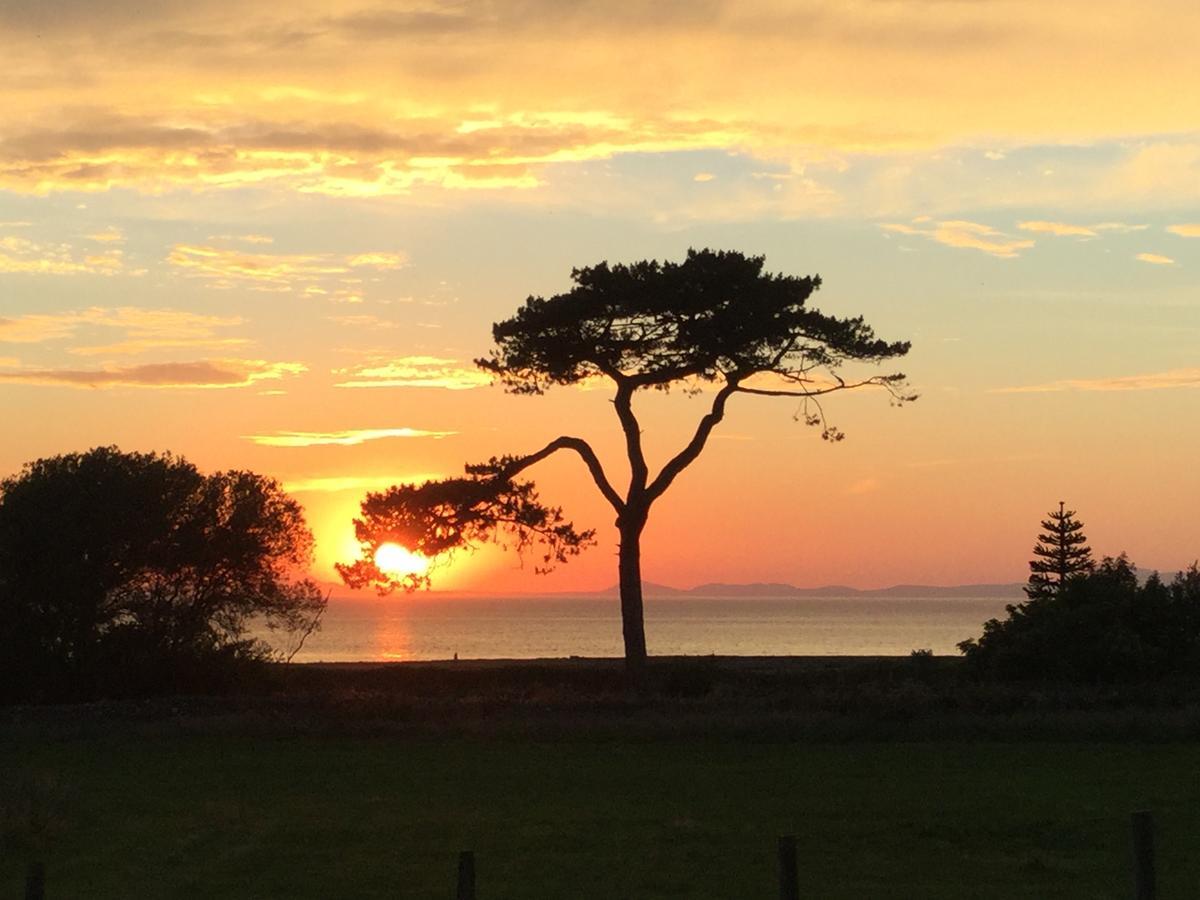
[288,594,1016,662]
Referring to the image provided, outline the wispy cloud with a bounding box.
[0,358,304,389]
[1167,224,1200,237]
[0,307,246,355]
[282,473,443,494]
[166,243,407,291]
[881,219,1034,258]
[0,235,125,275]
[1017,220,1096,237]
[995,367,1200,394]
[245,427,455,447]
[1135,252,1176,265]
[334,356,491,390]
[86,226,125,243]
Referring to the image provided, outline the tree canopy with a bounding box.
[479,248,909,405]
[340,249,913,669]
[0,446,325,700]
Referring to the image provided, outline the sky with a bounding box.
[1,0,1198,593]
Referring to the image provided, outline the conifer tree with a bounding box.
[1026,501,1093,600]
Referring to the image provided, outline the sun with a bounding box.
[373,542,430,577]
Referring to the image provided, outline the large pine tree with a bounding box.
[1026,501,1093,600]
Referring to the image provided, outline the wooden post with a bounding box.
[456,850,476,900]
[778,835,799,900]
[1131,810,1155,900]
[25,862,45,900]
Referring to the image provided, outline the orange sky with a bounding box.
[1,0,1198,593]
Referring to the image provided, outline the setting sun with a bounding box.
[374,542,429,578]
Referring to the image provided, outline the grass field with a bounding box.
[4,734,1200,898]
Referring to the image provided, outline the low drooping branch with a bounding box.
[483,435,624,514]
[337,436,616,595]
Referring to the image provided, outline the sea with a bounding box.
[286,592,1020,663]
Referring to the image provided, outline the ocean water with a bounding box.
[287,594,1016,662]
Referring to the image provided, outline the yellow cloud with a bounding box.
[1167,224,1200,237]
[281,473,444,494]
[1135,252,1175,265]
[167,244,349,286]
[245,427,455,447]
[996,367,1200,393]
[0,235,125,275]
[0,358,305,389]
[346,252,407,270]
[166,244,408,289]
[0,307,245,355]
[0,2,1197,214]
[933,221,1034,258]
[1017,221,1096,237]
[334,356,492,390]
[86,226,125,243]
[881,219,1034,258]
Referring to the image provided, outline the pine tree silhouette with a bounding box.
[1026,501,1094,600]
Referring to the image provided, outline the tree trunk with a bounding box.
[617,517,648,677]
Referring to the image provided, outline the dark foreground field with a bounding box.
[4,658,1200,898]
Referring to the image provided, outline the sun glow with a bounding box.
[374,542,430,578]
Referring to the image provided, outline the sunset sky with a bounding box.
[2,0,1197,593]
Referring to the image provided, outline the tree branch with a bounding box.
[498,436,625,514]
[646,381,740,501]
[733,373,909,400]
[613,381,648,495]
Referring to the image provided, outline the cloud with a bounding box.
[1135,252,1175,265]
[0,306,246,355]
[207,233,275,244]
[0,235,125,275]
[327,314,398,328]
[0,358,305,389]
[166,243,407,289]
[245,427,455,447]
[334,356,492,390]
[693,172,715,182]
[1167,224,1200,237]
[86,226,125,243]
[1017,221,1096,237]
[995,367,1200,394]
[880,219,1034,258]
[0,2,1198,219]
[282,473,444,494]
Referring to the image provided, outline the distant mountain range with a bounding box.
[318,578,1026,600]
[593,581,1026,599]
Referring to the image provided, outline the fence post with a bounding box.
[456,850,476,900]
[1131,810,1155,900]
[25,862,44,900]
[778,835,799,900]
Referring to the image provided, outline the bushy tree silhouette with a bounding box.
[961,555,1200,681]
[338,249,913,673]
[0,447,325,700]
[1026,501,1093,600]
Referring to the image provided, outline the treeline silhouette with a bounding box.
[960,503,1200,681]
[0,447,325,702]
[3,447,1198,706]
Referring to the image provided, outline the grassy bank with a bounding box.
[5,658,1200,898]
[4,735,1200,898]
